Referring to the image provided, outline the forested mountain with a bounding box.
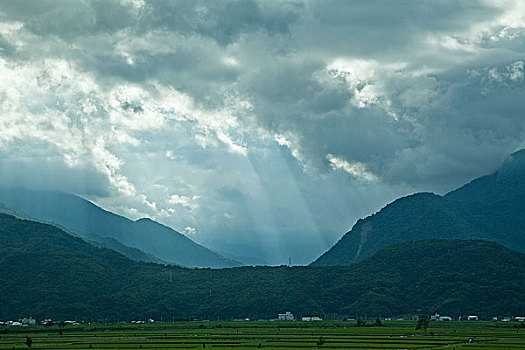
[1,214,524,321]
[0,202,165,264]
[0,189,239,268]
[312,149,525,266]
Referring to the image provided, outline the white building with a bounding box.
[438,316,452,321]
[278,312,294,321]
[301,316,322,321]
[20,317,36,326]
[468,315,479,321]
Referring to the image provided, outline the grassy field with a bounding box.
[1,320,524,349]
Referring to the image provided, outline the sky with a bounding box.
[0,0,524,265]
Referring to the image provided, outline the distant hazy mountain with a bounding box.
[215,250,269,266]
[312,149,525,266]
[1,214,524,320]
[0,189,239,268]
[0,201,165,264]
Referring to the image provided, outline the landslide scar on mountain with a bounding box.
[355,222,372,262]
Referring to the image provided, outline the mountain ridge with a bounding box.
[0,201,168,265]
[0,189,239,268]
[312,149,525,266]
[1,213,525,320]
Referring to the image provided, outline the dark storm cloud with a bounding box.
[0,0,523,263]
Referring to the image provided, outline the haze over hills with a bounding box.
[1,213,525,320]
[312,149,525,266]
[0,190,239,268]
[0,201,167,265]
[3,149,524,269]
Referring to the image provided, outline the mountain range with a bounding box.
[0,189,239,268]
[312,149,525,266]
[1,149,525,319]
[1,213,524,320]
[2,149,524,269]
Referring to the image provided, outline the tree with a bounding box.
[415,318,430,335]
[374,318,383,327]
[25,336,32,348]
[316,336,325,347]
[355,319,367,327]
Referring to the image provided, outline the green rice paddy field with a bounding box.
[1,321,524,349]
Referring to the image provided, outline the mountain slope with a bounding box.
[1,214,525,320]
[0,189,239,268]
[312,149,525,266]
[0,202,165,264]
[345,239,525,316]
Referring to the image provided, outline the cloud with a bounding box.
[326,154,378,182]
[168,194,200,210]
[183,226,196,235]
[0,0,524,264]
